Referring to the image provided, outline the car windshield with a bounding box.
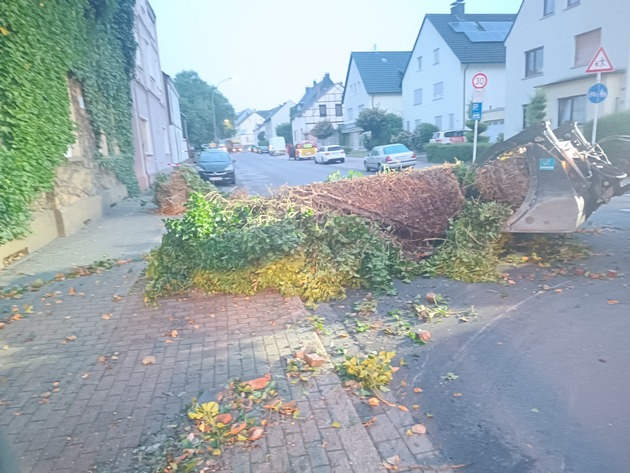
[327,146,342,151]
[199,152,231,163]
[383,144,409,154]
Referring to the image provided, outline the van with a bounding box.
[268,136,286,156]
[429,130,466,144]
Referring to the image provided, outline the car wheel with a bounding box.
[378,163,385,173]
[339,158,345,163]
[364,161,370,172]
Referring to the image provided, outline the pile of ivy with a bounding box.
[0,0,138,244]
[145,192,419,303]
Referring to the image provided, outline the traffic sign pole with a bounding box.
[470,74,487,163]
[592,72,601,144]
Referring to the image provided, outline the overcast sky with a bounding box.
[151,0,523,113]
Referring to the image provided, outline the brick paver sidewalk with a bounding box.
[0,263,393,473]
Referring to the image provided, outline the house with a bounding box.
[401,0,516,142]
[163,73,188,164]
[234,109,267,146]
[131,0,175,190]
[255,101,296,143]
[504,0,630,138]
[340,51,411,150]
[291,73,344,145]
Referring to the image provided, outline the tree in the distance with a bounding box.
[174,70,235,148]
[526,89,547,127]
[310,120,336,141]
[355,108,403,149]
[276,123,292,144]
[257,131,268,145]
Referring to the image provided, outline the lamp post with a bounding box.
[212,77,232,142]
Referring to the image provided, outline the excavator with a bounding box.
[474,121,630,233]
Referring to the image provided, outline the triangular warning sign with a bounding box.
[586,47,614,73]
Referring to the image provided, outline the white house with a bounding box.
[341,51,411,150]
[291,74,344,145]
[256,101,296,142]
[163,73,188,164]
[401,0,516,142]
[234,109,266,146]
[504,0,630,138]
[131,0,175,190]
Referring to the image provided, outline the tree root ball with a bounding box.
[475,149,530,209]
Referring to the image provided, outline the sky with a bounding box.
[151,0,523,114]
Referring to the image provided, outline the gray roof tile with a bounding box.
[351,51,411,94]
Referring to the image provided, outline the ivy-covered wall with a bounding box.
[0,0,139,245]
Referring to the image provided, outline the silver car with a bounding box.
[314,145,346,164]
[363,143,416,172]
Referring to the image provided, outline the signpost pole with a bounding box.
[472,119,479,163]
[591,72,601,144]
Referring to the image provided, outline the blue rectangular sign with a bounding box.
[471,102,482,120]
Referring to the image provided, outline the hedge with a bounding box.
[425,143,492,163]
[583,111,630,173]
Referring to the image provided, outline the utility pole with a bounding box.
[212,77,232,142]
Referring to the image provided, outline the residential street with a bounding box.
[226,151,431,195]
[0,183,629,473]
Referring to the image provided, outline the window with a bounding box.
[433,82,444,99]
[558,95,587,125]
[543,0,554,15]
[449,113,455,130]
[525,47,544,77]
[358,104,364,113]
[567,0,579,6]
[435,115,442,129]
[433,48,440,65]
[417,56,423,70]
[414,88,423,105]
[348,108,354,121]
[140,118,153,155]
[575,29,601,67]
[335,104,343,116]
[414,119,422,129]
[319,105,327,117]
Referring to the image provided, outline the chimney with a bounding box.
[324,73,330,81]
[313,80,317,87]
[450,0,465,18]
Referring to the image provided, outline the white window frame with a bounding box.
[414,88,423,105]
[417,56,423,71]
[525,47,544,77]
[433,48,440,65]
[433,82,444,100]
[434,115,442,130]
[543,0,555,16]
[574,28,601,67]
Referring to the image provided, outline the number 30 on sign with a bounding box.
[472,73,488,89]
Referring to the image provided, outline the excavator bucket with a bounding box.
[475,122,629,233]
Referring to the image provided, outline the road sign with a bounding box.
[471,102,482,120]
[472,73,488,89]
[586,47,614,73]
[588,83,608,104]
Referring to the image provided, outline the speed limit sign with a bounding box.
[472,73,488,89]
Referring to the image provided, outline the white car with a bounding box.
[363,143,416,172]
[314,145,346,164]
[429,130,466,144]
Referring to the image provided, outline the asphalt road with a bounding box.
[324,193,630,473]
[225,150,431,195]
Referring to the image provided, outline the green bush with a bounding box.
[145,192,419,303]
[425,143,492,163]
[342,147,353,154]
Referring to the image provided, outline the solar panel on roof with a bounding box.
[464,30,509,42]
[478,21,513,32]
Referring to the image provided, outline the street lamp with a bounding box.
[212,77,232,142]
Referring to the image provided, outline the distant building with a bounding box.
[504,0,630,137]
[131,0,176,190]
[234,109,267,146]
[401,0,515,142]
[256,101,296,142]
[291,73,344,145]
[341,51,411,150]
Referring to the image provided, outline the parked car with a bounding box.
[259,145,269,154]
[196,150,236,185]
[429,130,466,144]
[363,143,416,172]
[294,141,317,160]
[314,145,346,164]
